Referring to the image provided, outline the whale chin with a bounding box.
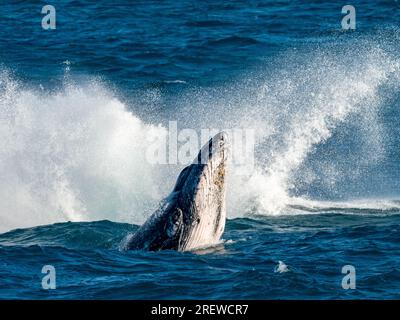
[122,132,228,252]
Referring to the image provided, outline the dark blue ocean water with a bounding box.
[0,1,400,299]
[1,215,400,299]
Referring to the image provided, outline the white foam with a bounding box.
[286,197,400,215]
[274,261,289,273]
[0,73,167,232]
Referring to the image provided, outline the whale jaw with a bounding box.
[177,132,228,251]
[122,132,228,252]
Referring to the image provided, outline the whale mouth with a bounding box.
[176,132,229,251]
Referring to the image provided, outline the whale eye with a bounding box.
[196,218,200,224]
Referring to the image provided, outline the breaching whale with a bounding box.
[121,132,228,251]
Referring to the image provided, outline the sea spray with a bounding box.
[0,74,166,232]
[0,41,399,232]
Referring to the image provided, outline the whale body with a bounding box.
[122,132,228,251]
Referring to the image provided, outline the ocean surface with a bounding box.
[0,0,400,299]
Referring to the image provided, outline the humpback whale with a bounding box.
[122,132,228,251]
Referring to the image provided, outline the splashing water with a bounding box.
[224,45,400,216]
[0,73,166,232]
[0,41,400,233]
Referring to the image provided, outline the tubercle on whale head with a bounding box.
[172,131,228,192]
[195,131,228,167]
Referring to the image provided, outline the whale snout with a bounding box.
[196,131,228,167]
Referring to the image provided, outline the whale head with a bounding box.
[172,131,228,250]
[122,132,228,252]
